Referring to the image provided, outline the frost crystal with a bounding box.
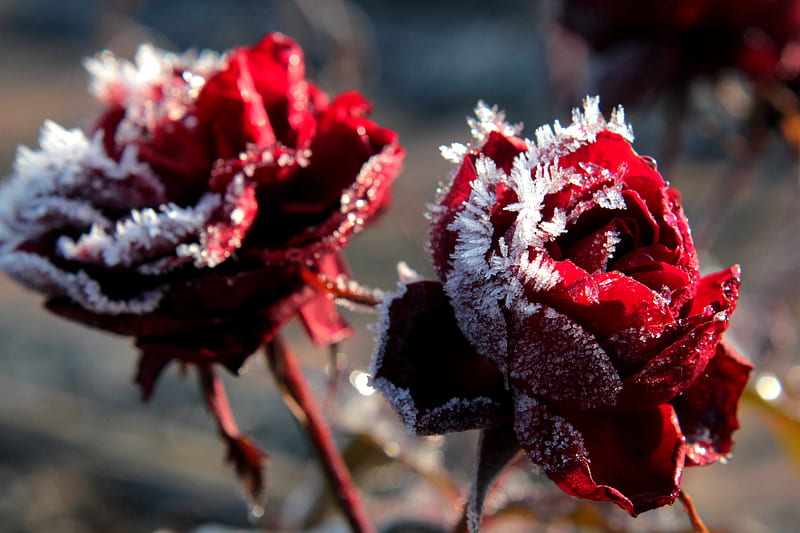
[60,194,221,268]
[85,43,225,143]
[0,121,163,247]
[0,251,164,314]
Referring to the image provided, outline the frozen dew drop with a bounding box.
[349,370,375,396]
[756,373,783,401]
[425,435,444,447]
[249,504,265,520]
[383,441,401,458]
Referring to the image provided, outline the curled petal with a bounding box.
[617,315,727,409]
[371,280,510,435]
[689,265,742,317]
[673,342,753,466]
[514,397,685,516]
[560,270,675,339]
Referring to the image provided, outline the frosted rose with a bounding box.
[372,98,751,516]
[0,33,403,396]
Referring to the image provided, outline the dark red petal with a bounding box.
[617,315,727,410]
[673,342,753,466]
[198,178,259,267]
[564,217,628,273]
[196,50,275,160]
[430,156,477,280]
[559,131,663,193]
[280,97,380,214]
[514,398,685,516]
[136,119,213,203]
[245,33,317,146]
[372,280,510,435]
[508,304,622,410]
[251,143,404,263]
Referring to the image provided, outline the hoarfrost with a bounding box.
[0,251,164,314]
[0,121,163,247]
[85,43,225,143]
[431,96,635,373]
[513,395,588,471]
[60,194,221,268]
[467,100,524,145]
[509,305,622,410]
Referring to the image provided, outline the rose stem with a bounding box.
[266,335,375,533]
[678,490,709,533]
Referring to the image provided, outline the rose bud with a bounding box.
[0,33,403,501]
[371,98,751,522]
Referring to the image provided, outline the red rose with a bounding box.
[0,33,403,396]
[554,0,800,104]
[371,98,751,516]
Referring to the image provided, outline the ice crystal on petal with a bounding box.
[440,142,469,164]
[86,44,225,142]
[0,122,163,246]
[0,251,164,314]
[467,100,524,145]
[60,194,221,268]
[444,156,510,372]
[86,43,223,106]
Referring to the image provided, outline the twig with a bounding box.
[266,335,375,533]
[300,267,383,307]
[679,490,709,533]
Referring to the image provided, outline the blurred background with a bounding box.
[1,0,799,531]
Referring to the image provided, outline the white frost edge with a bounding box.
[59,193,222,268]
[85,43,226,143]
[0,121,160,246]
[0,251,164,315]
[85,43,225,105]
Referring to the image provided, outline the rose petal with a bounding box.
[196,50,275,159]
[508,304,622,410]
[371,280,510,435]
[559,271,675,339]
[514,396,685,516]
[430,132,527,280]
[134,350,173,401]
[296,253,351,346]
[672,342,753,466]
[689,265,742,317]
[617,314,727,409]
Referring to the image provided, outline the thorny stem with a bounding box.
[266,335,376,533]
[679,490,709,533]
[300,267,382,307]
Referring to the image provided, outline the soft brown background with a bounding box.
[1,1,798,532]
